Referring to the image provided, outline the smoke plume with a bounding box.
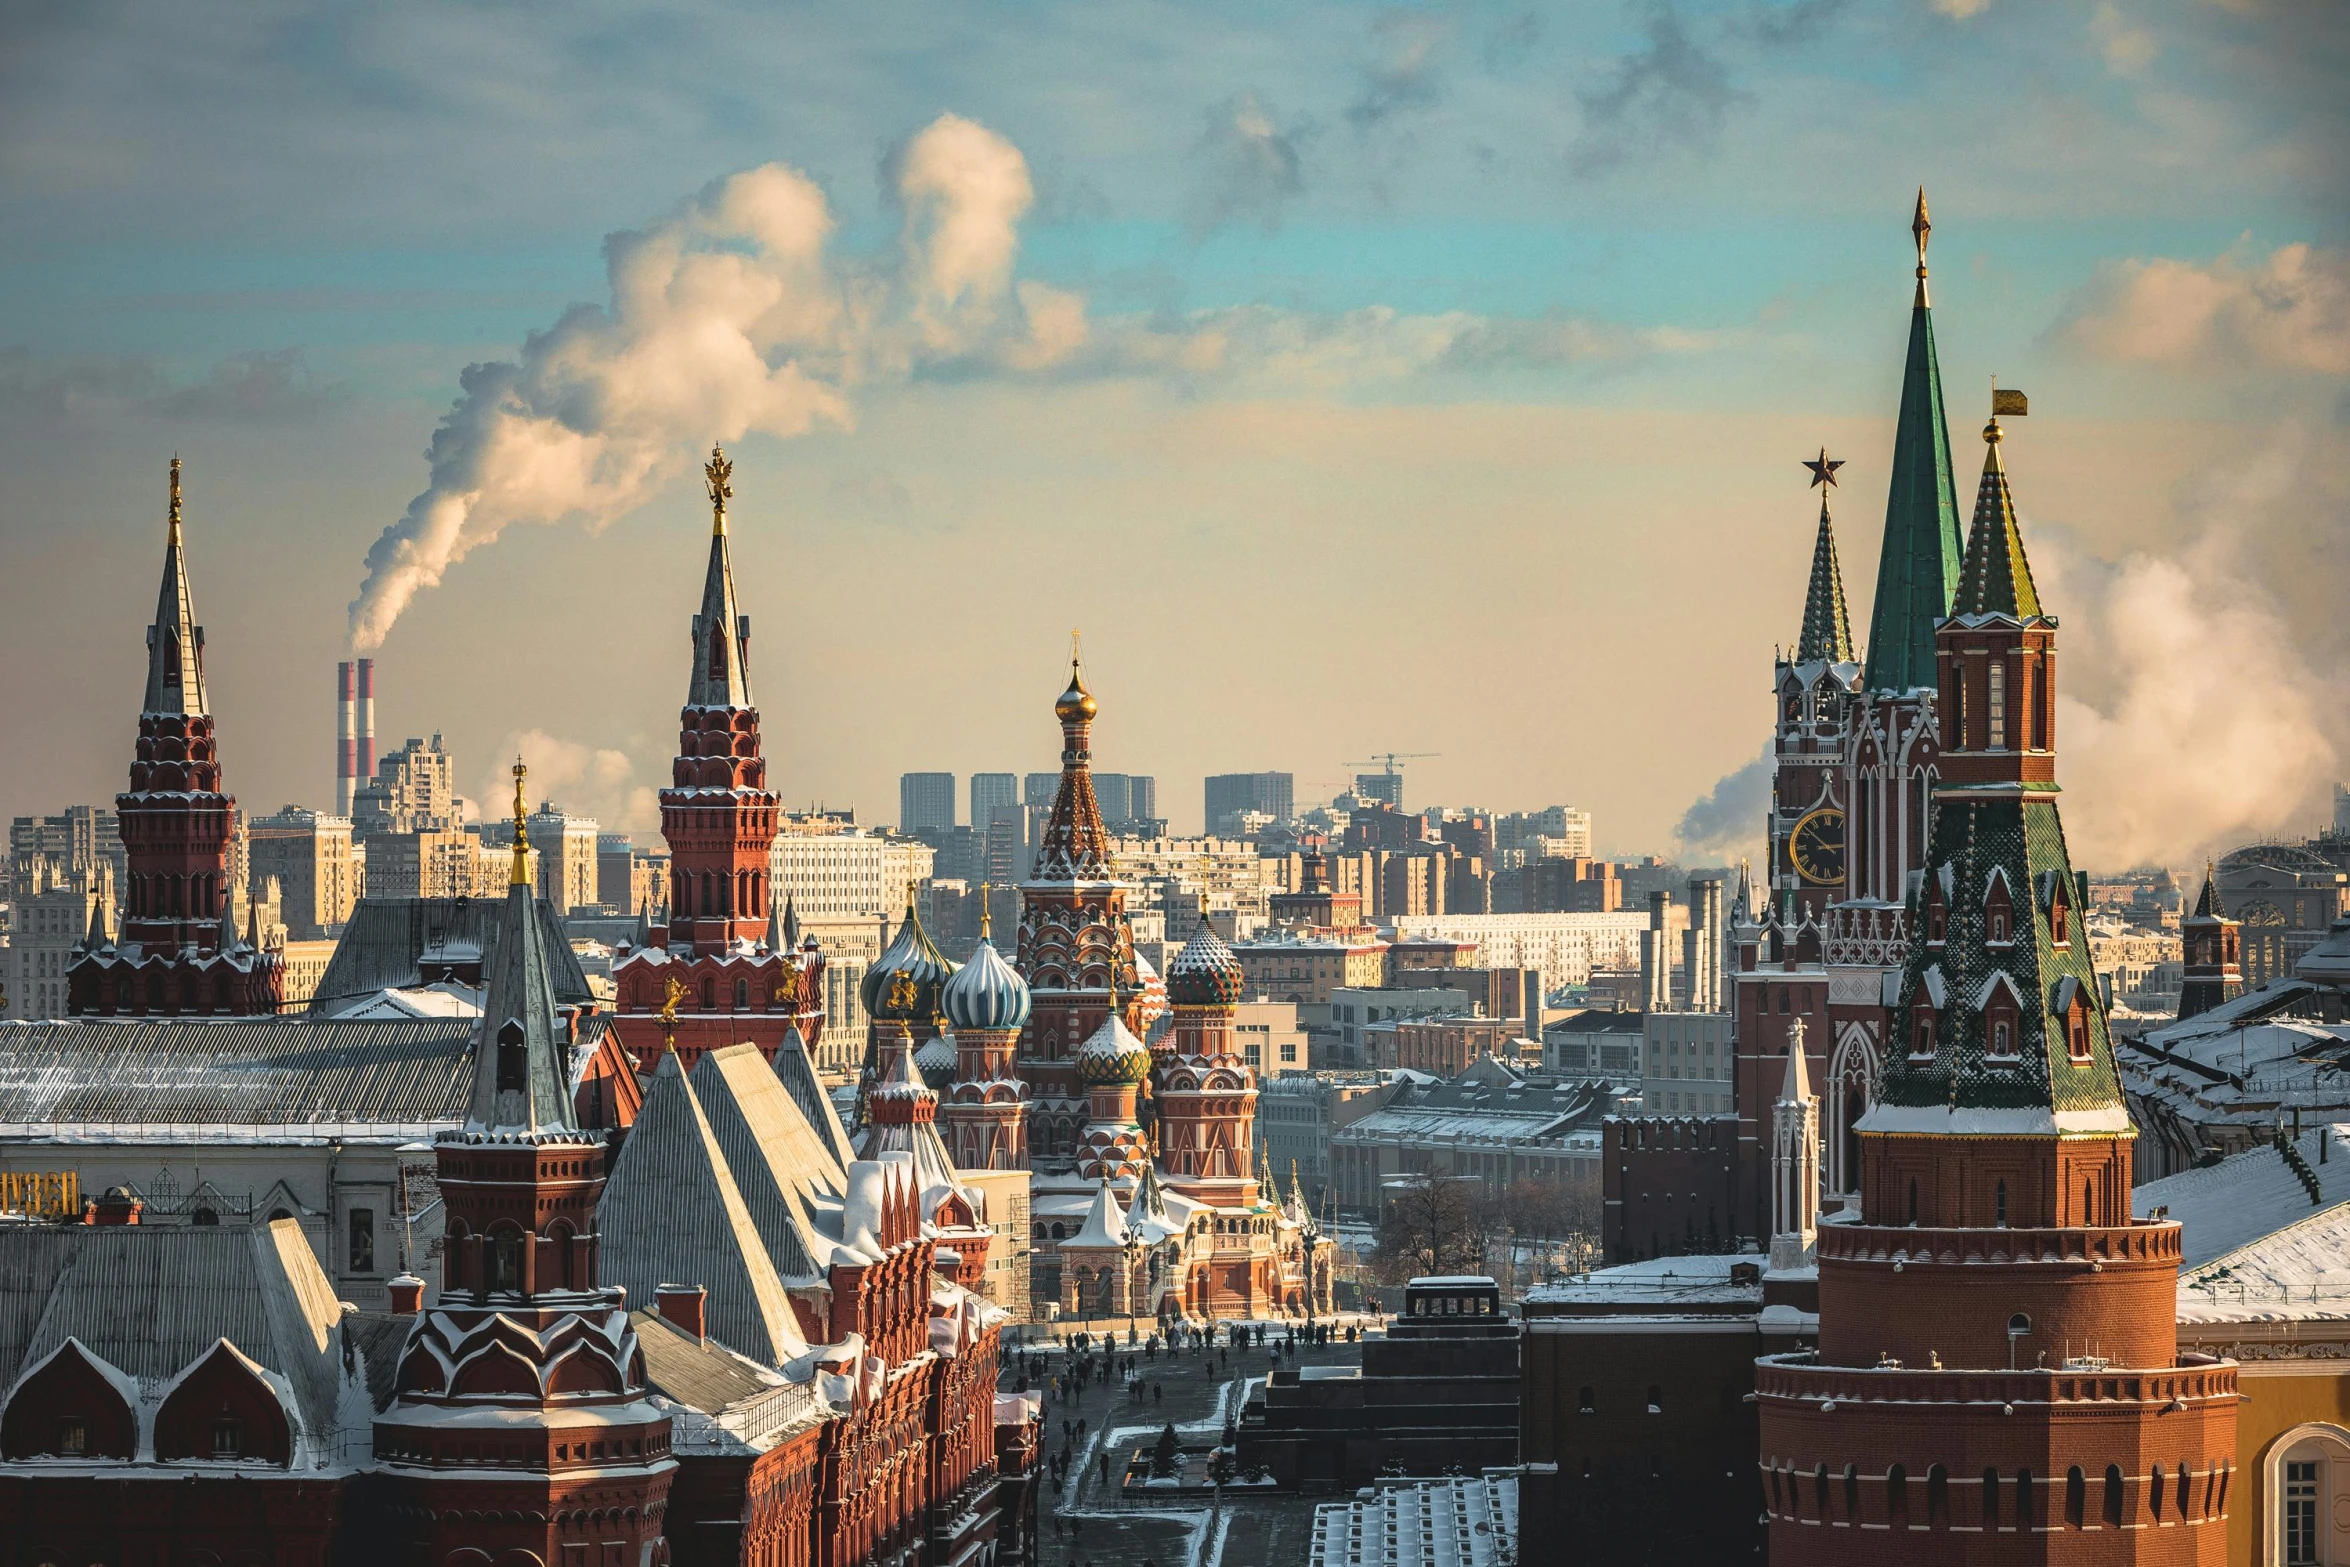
[348,114,1046,649]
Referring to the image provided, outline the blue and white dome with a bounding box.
[941,935,1031,1032]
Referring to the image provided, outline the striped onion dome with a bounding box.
[860,903,957,1020]
[941,934,1031,1032]
[1074,1013,1153,1086]
[1167,923,1245,1007]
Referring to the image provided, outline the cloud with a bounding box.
[1569,4,1749,177]
[1186,92,1310,236]
[2037,510,2343,869]
[2090,2,2157,75]
[2056,240,2350,374]
[488,730,660,835]
[1675,739,1772,862]
[1930,0,1994,18]
[347,113,1066,649]
[1349,12,1452,131]
[0,348,335,425]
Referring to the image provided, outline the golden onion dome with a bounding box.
[1055,658,1098,723]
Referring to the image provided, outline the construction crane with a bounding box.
[1344,752,1439,808]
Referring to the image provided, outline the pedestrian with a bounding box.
[1154,1383,1163,1405]
[1098,1450,1110,1484]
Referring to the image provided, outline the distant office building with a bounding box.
[1496,806,1593,863]
[596,833,636,909]
[1023,772,1059,808]
[245,807,358,939]
[1352,770,1403,808]
[7,805,125,903]
[350,734,458,836]
[970,772,1018,829]
[920,824,986,885]
[769,828,934,923]
[1094,773,1132,826]
[1206,772,1293,834]
[1128,775,1157,825]
[532,804,601,914]
[3,886,106,1020]
[899,771,957,833]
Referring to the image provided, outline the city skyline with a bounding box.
[2,3,2344,869]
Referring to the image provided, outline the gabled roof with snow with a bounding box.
[2134,1125,2350,1272]
[308,894,592,1016]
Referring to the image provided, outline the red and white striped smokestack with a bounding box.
[336,661,357,816]
[355,658,377,788]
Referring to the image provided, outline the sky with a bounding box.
[1,0,2344,871]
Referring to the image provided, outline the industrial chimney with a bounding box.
[355,658,377,795]
[336,661,357,815]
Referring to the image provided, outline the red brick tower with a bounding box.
[939,901,1031,1170]
[610,445,822,1071]
[2177,864,2244,1021]
[70,458,283,1018]
[1014,648,1138,1171]
[376,765,675,1563]
[1758,404,2236,1563]
[1155,922,1261,1207]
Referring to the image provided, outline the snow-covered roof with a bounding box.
[319,981,484,1020]
[1521,1253,1761,1313]
[2134,1125,2350,1272]
[1063,1180,1129,1251]
[1853,1103,2133,1136]
[1309,1473,1517,1567]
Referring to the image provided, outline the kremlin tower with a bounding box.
[938,901,1032,1171]
[1013,647,1139,1170]
[610,445,824,1071]
[1757,402,2236,1563]
[70,458,283,1018]
[374,764,675,1563]
[2177,865,2244,1021]
[1155,921,1262,1209]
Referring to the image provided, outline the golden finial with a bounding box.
[168,456,184,541]
[704,443,734,536]
[508,757,531,886]
[660,972,686,1056]
[978,882,993,941]
[1911,187,1931,306]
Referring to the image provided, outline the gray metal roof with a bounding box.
[0,1017,476,1131]
[307,895,592,1015]
[632,1308,777,1414]
[0,1222,350,1439]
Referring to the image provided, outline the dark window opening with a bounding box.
[2104,1464,2125,1527]
[349,1207,376,1274]
[212,1417,240,1458]
[2065,1465,2085,1529]
[496,1018,527,1092]
[58,1418,85,1456]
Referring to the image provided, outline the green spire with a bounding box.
[1862,190,1964,692]
[1951,416,2042,620]
[1796,494,1855,663]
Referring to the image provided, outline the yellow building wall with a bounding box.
[2228,1362,2350,1564]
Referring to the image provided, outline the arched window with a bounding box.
[1928,1464,1949,1526]
[1646,1385,1663,1414]
[1577,1386,1595,1415]
[1908,1179,1920,1227]
[701,976,715,1010]
[496,1018,527,1093]
[2104,1464,2125,1526]
[2066,1466,2085,1528]
[1769,1468,1784,1516]
[2083,1179,2096,1225]
[1845,1464,1861,1524]
[1888,1464,1909,1529]
[1982,1466,2002,1526]
[2151,1462,2166,1518]
[1813,1464,1830,1521]
[2017,1468,2035,1528]
[734,977,749,1010]
[2176,1463,2192,1520]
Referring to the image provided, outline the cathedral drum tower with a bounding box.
[1757,402,2236,1563]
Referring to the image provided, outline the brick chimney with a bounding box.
[387,1273,425,1315]
[656,1283,708,1342]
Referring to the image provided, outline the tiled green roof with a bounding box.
[1861,300,1963,692]
[1796,496,1855,664]
[1881,797,2124,1116]
[1951,425,2044,620]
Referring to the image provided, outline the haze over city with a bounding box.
[3,1,2344,870]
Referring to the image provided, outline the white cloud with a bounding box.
[486,730,661,835]
[1931,0,1995,19]
[2059,240,2350,374]
[2091,2,2158,73]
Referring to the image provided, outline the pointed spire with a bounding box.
[1796,490,1856,664]
[1780,1016,1814,1104]
[244,896,261,954]
[143,456,211,718]
[1035,644,1113,882]
[2192,860,2226,920]
[631,896,652,949]
[1951,411,2043,619]
[781,893,802,949]
[216,892,240,953]
[764,894,783,953]
[687,443,753,709]
[507,757,532,888]
[1863,192,1964,693]
[468,864,573,1133]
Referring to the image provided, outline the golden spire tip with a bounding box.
[703,442,734,536]
[509,756,531,886]
[167,456,184,538]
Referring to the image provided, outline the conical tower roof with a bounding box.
[144,458,210,718]
[465,765,574,1133]
[1032,648,1114,883]
[1862,191,1964,692]
[1951,416,2044,620]
[1796,493,1856,664]
[687,444,754,709]
[1779,1016,1814,1104]
[2189,862,2228,921]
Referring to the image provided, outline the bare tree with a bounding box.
[1372,1176,1487,1284]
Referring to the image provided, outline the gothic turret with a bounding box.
[70,459,283,1017]
[2178,862,2244,1020]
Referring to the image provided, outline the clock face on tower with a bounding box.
[1790,806,1846,887]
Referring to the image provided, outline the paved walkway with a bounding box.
[1005,1322,1380,1567]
